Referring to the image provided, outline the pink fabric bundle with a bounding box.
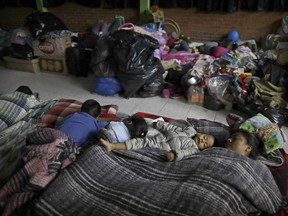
[212,46,230,58]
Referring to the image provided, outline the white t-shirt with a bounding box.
[106,121,130,142]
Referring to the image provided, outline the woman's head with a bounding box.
[225,129,264,159]
[81,99,101,118]
[124,116,148,139]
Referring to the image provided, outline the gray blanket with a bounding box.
[25,145,285,216]
[0,91,39,132]
[0,98,57,187]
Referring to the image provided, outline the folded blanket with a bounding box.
[0,100,57,187]
[0,91,40,132]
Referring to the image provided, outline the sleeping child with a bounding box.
[98,115,148,143]
[100,120,215,161]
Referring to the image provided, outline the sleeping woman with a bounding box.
[225,129,264,159]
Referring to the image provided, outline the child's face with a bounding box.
[225,132,251,156]
[195,133,215,150]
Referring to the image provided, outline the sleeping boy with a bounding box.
[100,120,215,161]
[98,115,148,143]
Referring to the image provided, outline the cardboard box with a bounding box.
[32,37,71,57]
[39,56,68,75]
[3,56,40,73]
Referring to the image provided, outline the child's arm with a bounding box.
[155,121,197,137]
[125,133,167,150]
[101,133,168,151]
[167,146,199,161]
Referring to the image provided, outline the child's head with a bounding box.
[225,129,264,159]
[194,133,215,150]
[81,99,101,118]
[124,116,148,139]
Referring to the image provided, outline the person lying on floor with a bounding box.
[100,120,215,161]
[101,124,264,162]
[15,85,39,100]
[57,99,110,147]
[225,129,264,159]
[58,99,148,148]
[0,85,40,132]
[98,115,148,143]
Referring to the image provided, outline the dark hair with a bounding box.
[232,129,264,159]
[15,86,33,95]
[125,116,148,139]
[81,99,101,118]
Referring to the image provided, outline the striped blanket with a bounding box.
[0,91,40,132]
[0,98,57,187]
[25,145,285,216]
[0,127,79,216]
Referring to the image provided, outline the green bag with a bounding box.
[251,77,288,109]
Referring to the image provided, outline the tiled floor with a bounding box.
[0,63,233,124]
[1,63,288,143]
[1,65,287,216]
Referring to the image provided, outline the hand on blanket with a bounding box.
[166,151,176,161]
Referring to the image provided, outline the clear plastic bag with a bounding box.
[207,76,231,98]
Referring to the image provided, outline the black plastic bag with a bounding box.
[112,30,164,98]
[11,43,34,59]
[90,35,114,65]
[65,47,91,77]
[24,12,67,38]
[90,35,117,77]
[74,32,99,50]
[137,74,164,98]
[92,58,118,77]
[203,89,225,111]
[248,103,288,127]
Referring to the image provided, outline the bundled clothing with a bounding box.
[125,121,199,161]
[0,128,79,216]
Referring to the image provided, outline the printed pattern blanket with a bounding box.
[26,145,285,216]
[0,127,78,216]
[38,98,120,128]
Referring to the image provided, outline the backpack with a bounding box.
[249,77,288,110]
